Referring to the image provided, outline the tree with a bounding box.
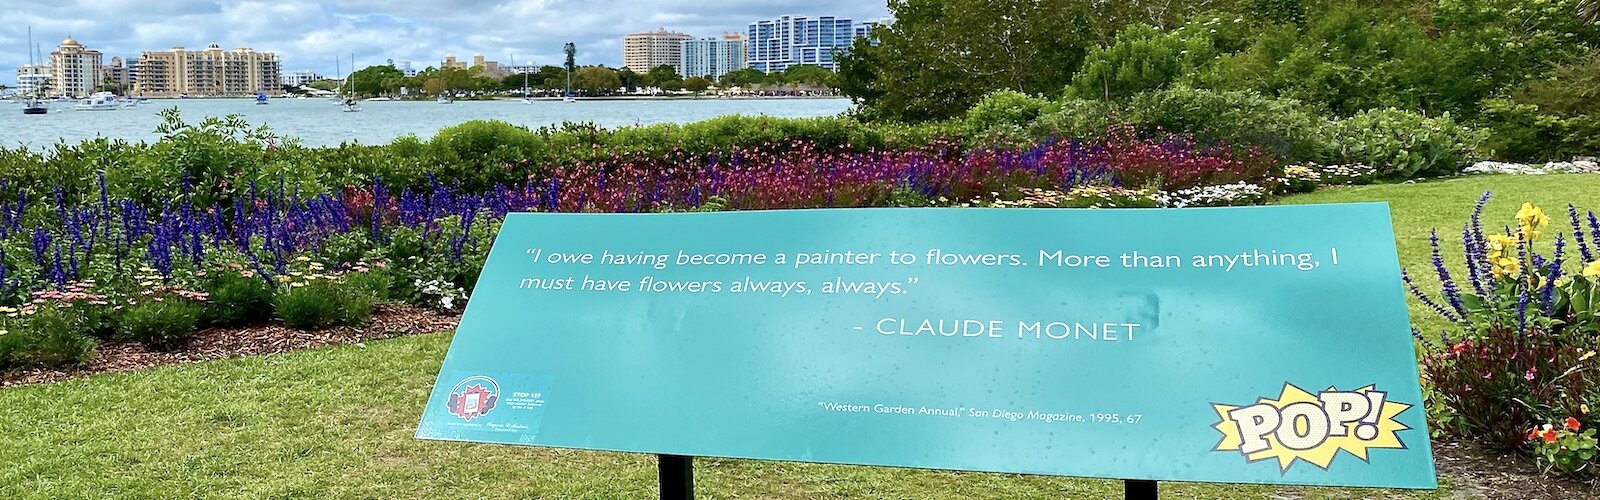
[837,0,1234,121]
[307,79,337,91]
[423,78,446,96]
[348,64,405,97]
[718,68,769,88]
[647,65,683,91]
[781,64,836,87]
[617,67,645,92]
[1067,25,1213,100]
[573,66,621,95]
[683,76,711,93]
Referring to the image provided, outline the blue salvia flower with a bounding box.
[1430,230,1466,317]
[1462,225,1486,297]
[1515,289,1532,336]
[1568,205,1593,263]
[1469,192,1491,277]
[1589,211,1600,259]
[1402,269,1459,323]
[49,242,65,289]
[31,228,50,268]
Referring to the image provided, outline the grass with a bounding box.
[2,174,1596,498]
[1280,173,1600,334]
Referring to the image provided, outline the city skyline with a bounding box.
[0,1,891,83]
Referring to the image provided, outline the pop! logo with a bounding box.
[1211,383,1413,471]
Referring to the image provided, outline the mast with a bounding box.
[334,57,341,99]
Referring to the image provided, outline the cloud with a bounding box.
[1,0,890,80]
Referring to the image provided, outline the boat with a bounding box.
[342,98,361,112]
[21,27,47,115]
[255,92,268,105]
[515,53,533,104]
[331,57,345,104]
[75,92,122,111]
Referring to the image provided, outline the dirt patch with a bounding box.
[0,304,459,387]
[1432,439,1597,499]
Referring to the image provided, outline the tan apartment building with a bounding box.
[134,43,282,98]
[622,29,692,73]
[50,37,103,98]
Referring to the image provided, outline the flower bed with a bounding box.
[1412,196,1600,476]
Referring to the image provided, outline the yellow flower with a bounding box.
[1487,234,1513,252]
[296,256,311,262]
[1516,203,1550,241]
[1585,261,1600,279]
[275,275,291,283]
[1582,351,1597,362]
[1516,203,1550,229]
[290,282,306,288]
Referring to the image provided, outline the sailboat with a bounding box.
[330,57,344,105]
[515,53,533,104]
[340,54,361,112]
[22,27,47,115]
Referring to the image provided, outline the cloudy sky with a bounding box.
[2,0,891,79]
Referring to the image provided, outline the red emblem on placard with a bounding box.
[446,376,500,421]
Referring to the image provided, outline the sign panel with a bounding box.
[417,205,1435,489]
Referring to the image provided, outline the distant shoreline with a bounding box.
[107,95,846,102]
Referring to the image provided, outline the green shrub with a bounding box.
[1,306,98,368]
[274,280,375,330]
[1124,86,1330,161]
[274,281,345,330]
[965,90,1051,134]
[1327,108,1486,178]
[1025,98,1121,141]
[342,269,394,301]
[1513,52,1600,118]
[118,299,203,350]
[1067,24,1215,101]
[202,271,273,327]
[1478,99,1600,162]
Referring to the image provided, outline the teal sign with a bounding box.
[417,205,1435,489]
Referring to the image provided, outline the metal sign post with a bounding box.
[658,454,694,500]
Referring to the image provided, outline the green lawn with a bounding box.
[3,174,1596,499]
[1281,174,1600,334]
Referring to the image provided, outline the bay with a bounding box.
[0,97,853,149]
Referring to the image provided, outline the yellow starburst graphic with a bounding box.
[1211,383,1413,472]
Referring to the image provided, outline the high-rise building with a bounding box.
[622,29,693,74]
[50,37,103,98]
[281,70,323,87]
[105,56,131,88]
[681,33,747,80]
[133,43,281,98]
[14,63,50,97]
[747,15,862,73]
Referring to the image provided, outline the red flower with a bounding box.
[1542,427,1559,443]
[1566,417,1581,431]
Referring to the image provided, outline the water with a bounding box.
[0,97,853,149]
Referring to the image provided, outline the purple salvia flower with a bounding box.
[1430,229,1466,317]
[1462,225,1486,297]
[1402,269,1459,323]
[1515,289,1532,336]
[1569,205,1593,263]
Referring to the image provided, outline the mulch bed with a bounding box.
[1432,439,1597,499]
[4,311,1599,497]
[0,304,459,387]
